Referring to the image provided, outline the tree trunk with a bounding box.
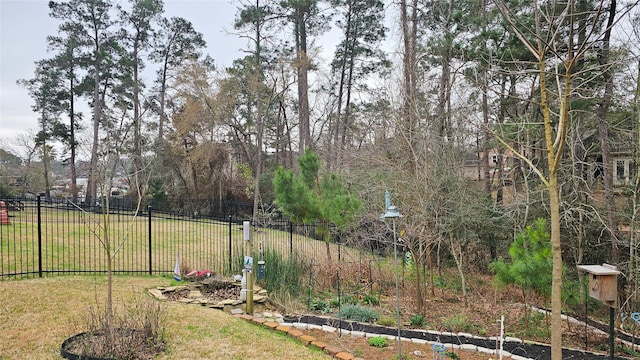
[544,64,570,360]
[549,172,563,360]
[596,0,618,264]
[449,233,468,307]
[332,2,351,168]
[295,6,311,154]
[87,56,101,205]
[428,244,435,297]
[133,38,143,205]
[413,253,425,313]
[69,72,79,203]
[323,225,332,263]
[41,110,51,200]
[540,42,569,360]
[631,59,640,308]
[400,0,418,174]
[159,60,168,143]
[481,0,491,194]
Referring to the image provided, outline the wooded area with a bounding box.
[2,1,640,358]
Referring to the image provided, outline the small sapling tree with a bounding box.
[273,149,361,262]
[64,114,162,360]
[490,218,555,326]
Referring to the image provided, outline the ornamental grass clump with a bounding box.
[409,313,427,328]
[339,304,379,323]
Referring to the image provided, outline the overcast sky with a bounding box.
[0,0,250,147]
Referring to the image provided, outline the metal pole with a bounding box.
[585,282,588,350]
[610,306,615,359]
[37,195,43,278]
[148,206,152,275]
[246,270,254,314]
[393,218,402,358]
[307,259,313,311]
[228,215,232,274]
[337,270,342,337]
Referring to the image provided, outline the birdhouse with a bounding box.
[577,264,620,307]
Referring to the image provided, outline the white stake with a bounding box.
[173,254,181,281]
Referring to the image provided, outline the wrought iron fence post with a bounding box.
[228,215,232,274]
[289,221,293,256]
[37,195,43,278]
[148,206,152,276]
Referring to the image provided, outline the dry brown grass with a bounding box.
[0,276,332,360]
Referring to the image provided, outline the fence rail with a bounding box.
[0,197,378,280]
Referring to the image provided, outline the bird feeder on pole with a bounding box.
[577,263,620,360]
[380,191,403,359]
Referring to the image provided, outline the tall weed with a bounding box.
[260,249,306,299]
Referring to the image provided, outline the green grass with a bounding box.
[0,275,332,360]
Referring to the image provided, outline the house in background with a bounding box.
[463,148,515,184]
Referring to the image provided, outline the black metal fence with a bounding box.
[0,197,378,280]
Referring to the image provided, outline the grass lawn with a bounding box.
[0,275,332,360]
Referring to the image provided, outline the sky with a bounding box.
[0,0,249,148]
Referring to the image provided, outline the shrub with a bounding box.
[362,294,379,306]
[310,299,332,314]
[339,304,379,323]
[432,275,445,289]
[70,298,166,360]
[409,314,426,327]
[329,298,340,308]
[368,336,387,348]
[513,311,549,339]
[445,351,460,359]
